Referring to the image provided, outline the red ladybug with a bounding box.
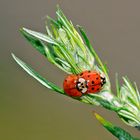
[63,74,82,97]
[63,70,106,97]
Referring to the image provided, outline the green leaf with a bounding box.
[88,93,121,112]
[94,113,140,140]
[20,28,47,56]
[45,24,53,37]
[47,16,60,29]
[121,77,140,109]
[116,73,121,98]
[134,82,140,105]
[20,27,72,74]
[77,25,108,76]
[56,6,87,57]
[20,27,55,63]
[12,53,64,94]
[22,27,59,45]
[21,27,82,74]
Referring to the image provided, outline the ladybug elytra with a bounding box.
[63,70,106,97]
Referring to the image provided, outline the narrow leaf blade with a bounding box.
[22,27,58,45]
[12,53,64,94]
[78,25,108,76]
[94,113,139,140]
[20,28,47,56]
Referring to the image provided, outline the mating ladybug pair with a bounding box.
[63,70,106,97]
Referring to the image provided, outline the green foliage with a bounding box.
[12,6,140,132]
[116,76,140,127]
[77,26,108,76]
[12,54,64,94]
[94,113,140,140]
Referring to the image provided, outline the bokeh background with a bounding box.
[1,0,140,139]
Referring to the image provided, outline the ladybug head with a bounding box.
[100,74,106,87]
[76,78,88,94]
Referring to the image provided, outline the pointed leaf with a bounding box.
[94,113,140,140]
[12,53,64,94]
[56,7,87,56]
[22,27,58,45]
[77,25,108,76]
[20,28,47,56]
[122,77,140,109]
[20,28,72,74]
[116,73,121,98]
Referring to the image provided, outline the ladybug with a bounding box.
[63,74,82,97]
[63,70,106,97]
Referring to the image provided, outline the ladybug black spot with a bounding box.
[92,87,94,90]
[88,70,91,73]
[92,81,94,84]
[97,88,99,91]
[88,75,90,77]
[96,77,99,80]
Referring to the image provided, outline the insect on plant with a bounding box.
[63,70,106,97]
[12,5,140,140]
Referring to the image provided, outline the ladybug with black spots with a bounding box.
[63,70,106,97]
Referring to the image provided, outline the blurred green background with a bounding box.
[1,0,140,139]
